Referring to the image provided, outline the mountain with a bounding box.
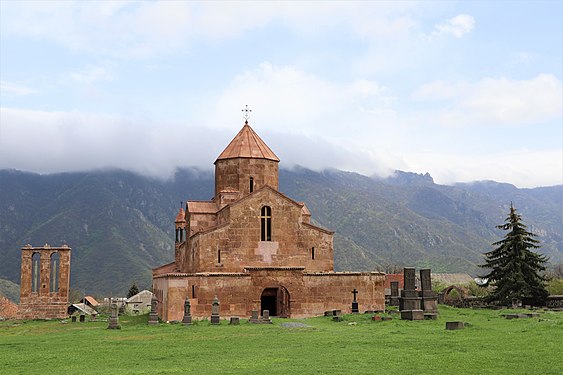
[1,167,561,299]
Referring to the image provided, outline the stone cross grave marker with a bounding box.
[210,296,220,325]
[351,288,359,313]
[182,296,192,326]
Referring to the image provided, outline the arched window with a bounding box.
[31,252,40,293]
[50,252,60,293]
[260,206,272,241]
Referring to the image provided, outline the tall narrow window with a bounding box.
[192,285,196,298]
[249,177,254,193]
[312,247,315,260]
[217,249,221,264]
[31,252,40,293]
[50,252,60,293]
[260,206,272,241]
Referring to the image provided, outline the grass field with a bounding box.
[1,306,561,374]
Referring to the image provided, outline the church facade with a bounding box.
[153,122,384,320]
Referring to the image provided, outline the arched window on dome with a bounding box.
[260,206,272,241]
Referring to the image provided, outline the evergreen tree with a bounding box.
[480,204,549,305]
[127,282,139,298]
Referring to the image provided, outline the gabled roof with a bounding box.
[215,123,279,163]
[83,295,99,307]
[126,290,153,304]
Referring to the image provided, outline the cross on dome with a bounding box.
[242,105,252,124]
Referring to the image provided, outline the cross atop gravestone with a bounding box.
[352,288,358,301]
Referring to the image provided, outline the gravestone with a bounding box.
[512,298,520,309]
[399,267,423,320]
[182,297,193,326]
[332,309,343,322]
[261,309,272,324]
[79,314,85,322]
[351,288,359,313]
[107,302,121,329]
[249,310,260,323]
[71,316,77,323]
[229,316,240,325]
[401,310,424,320]
[148,295,159,325]
[210,296,220,325]
[389,281,400,307]
[445,321,464,330]
[419,269,438,313]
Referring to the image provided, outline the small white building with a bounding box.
[125,290,153,315]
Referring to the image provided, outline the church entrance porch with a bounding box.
[260,286,290,317]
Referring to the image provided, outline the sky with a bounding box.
[0,1,562,188]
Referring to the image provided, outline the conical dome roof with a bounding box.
[215,123,279,163]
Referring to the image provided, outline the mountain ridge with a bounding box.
[1,167,561,298]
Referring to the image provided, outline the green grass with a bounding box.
[1,306,561,374]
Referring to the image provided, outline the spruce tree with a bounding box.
[480,203,549,305]
[127,282,140,298]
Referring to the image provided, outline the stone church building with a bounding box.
[153,121,384,321]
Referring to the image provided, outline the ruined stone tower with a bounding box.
[18,244,71,319]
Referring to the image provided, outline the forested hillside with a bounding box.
[1,167,561,299]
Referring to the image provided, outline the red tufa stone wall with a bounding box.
[18,244,71,319]
[215,158,278,198]
[179,187,333,274]
[0,296,18,319]
[153,269,385,321]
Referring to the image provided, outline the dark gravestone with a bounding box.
[399,267,421,316]
[79,314,85,323]
[148,295,159,325]
[229,316,240,325]
[351,288,359,313]
[445,321,464,330]
[71,316,77,323]
[400,310,424,320]
[107,302,121,329]
[182,297,193,326]
[211,296,221,324]
[419,269,438,313]
[389,281,400,307]
[210,296,220,325]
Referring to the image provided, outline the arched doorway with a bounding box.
[260,286,290,317]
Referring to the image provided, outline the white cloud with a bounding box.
[0,2,423,58]
[432,14,475,38]
[0,81,38,97]
[69,65,114,84]
[412,74,563,127]
[403,149,563,188]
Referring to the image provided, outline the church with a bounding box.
[152,119,384,320]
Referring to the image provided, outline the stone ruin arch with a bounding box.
[438,285,469,307]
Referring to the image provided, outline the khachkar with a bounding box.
[107,300,121,329]
[18,244,71,319]
[182,296,192,326]
[148,295,159,325]
[210,296,220,325]
[419,268,438,318]
[399,267,423,320]
[389,281,400,307]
